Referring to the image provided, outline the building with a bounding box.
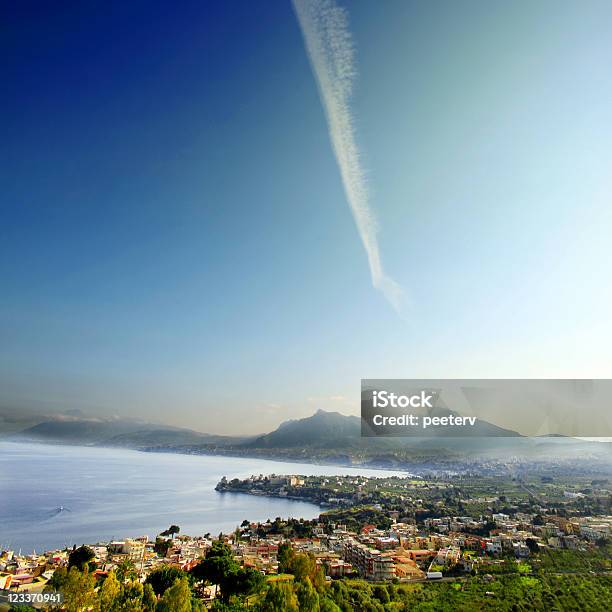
[342,539,396,581]
[434,547,461,566]
[391,554,425,580]
[107,539,146,562]
[485,540,502,555]
[405,549,436,564]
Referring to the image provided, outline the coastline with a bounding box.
[0,441,408,554]
[3,436,421,475]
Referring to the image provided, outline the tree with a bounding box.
[277,543,295,574]
[99,571,121,611]
[210,602,248,611]
[59,567,99,612]
[257,583,298,612]
[121,579,145,610]
[145,565,188,596]
[373,584,390,604]
[296,577,320,611]
[319,598,342,612]
[47,567,68,591]
[154,537,172,558]
[233,567,265,599]
[191,545,238,602]
[115,558,138,582]
[142,583,158,612]
[160,524,181,538]
[191,542,264,603]
[596,537,609,549]
[526,538,540,553]
[283,551,324,591]
[291,553,316,582]
[157,577,193,612]
[68,545,95,571]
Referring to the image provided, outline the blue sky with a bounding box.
[2,1,611,433]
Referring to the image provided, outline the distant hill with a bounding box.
[104,429,245,448]
[0,405,54,435]
[8,409,611,467]
[18,418,151,444]
[11,407,520,453]
[244,403,521,453]
[10,416,244,449]
[244,409,361,449]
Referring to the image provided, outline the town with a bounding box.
[1,471,610,610]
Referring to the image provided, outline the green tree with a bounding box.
[277,542,295,573]
[115,558,138,582]
[99,571,121,611]
[319,598,342,612]
[160,525,181,538]
[156,577,192,612]
[191,542,263,603]
[47,566,68,591]
[526,538,539,553]
[142,583,158,612]
[210,602,248,611]
[68,545,95,571]
[59,567,99,612]
[234,567,265,599]
[288,553,324,591]
[145,566,188,596]
[296,577,320,611]
[257,583,298,612]
[373,584,390,604]
[191,548,238,602]
[154,537,172,557]
[121,579,145,610]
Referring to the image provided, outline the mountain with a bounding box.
[241,408,520,457]
[17,418,152,444]
[236,411,612,465]
[9,416,244,448]
[7,409,611,468]
[103,429,213,448]
[244,409,361,449]
[0,405,55,435]
[104,429,246,448]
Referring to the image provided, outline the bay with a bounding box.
[0,442,405,553]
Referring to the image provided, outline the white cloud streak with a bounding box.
[292,0,406,312]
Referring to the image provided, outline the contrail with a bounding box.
[292,0,406,312]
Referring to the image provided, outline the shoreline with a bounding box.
[1,442,409,554]
[2,437,421,476]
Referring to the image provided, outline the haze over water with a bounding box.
[0,442,405,553]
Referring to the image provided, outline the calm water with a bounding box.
[0,442,404,553]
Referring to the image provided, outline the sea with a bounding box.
[0,441,406,553]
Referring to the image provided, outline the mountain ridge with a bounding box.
[6,409,611,467]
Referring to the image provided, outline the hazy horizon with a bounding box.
[0,400,348,437]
